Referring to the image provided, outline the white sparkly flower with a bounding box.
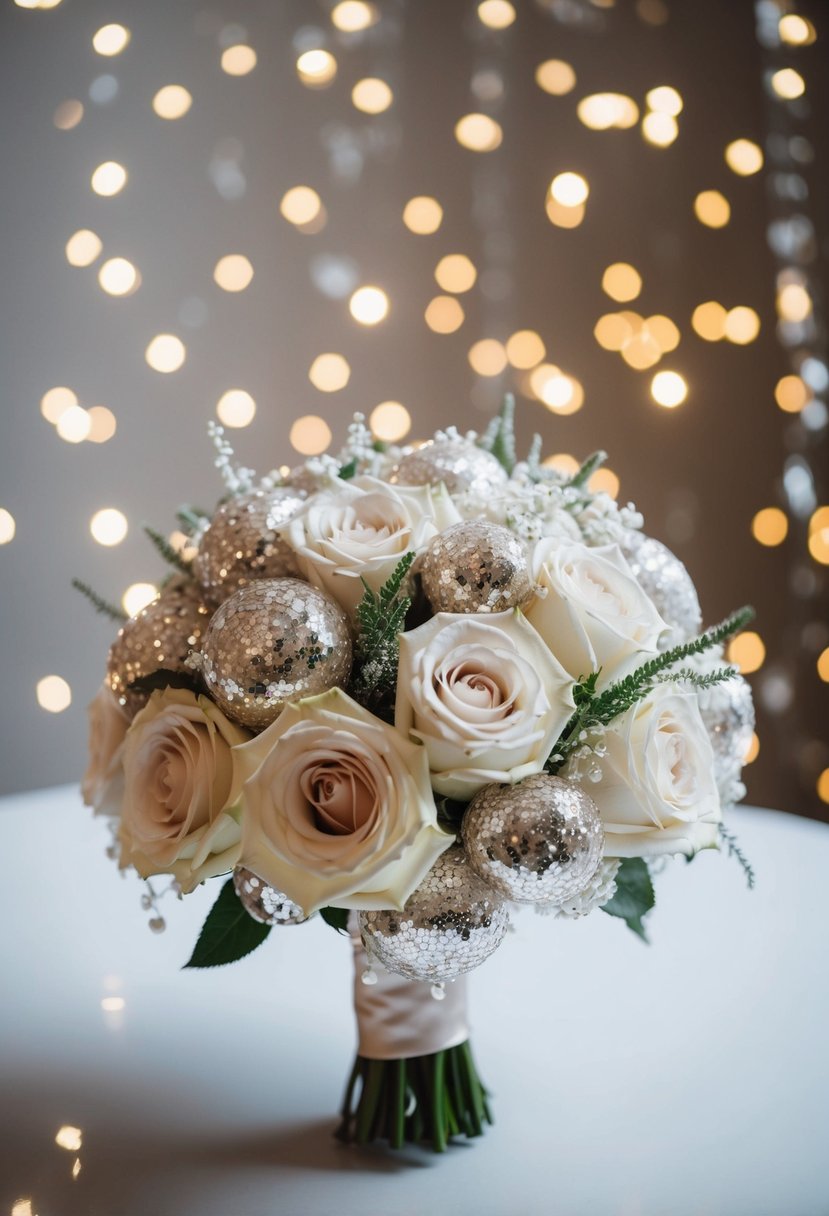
[545,858,621,919]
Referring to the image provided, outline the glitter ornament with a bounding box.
[697,673,755,805]
[107,578,210,717]
[420,520,533,614]
[201,577,352,730]
[395,440,508,499]
[194,487,307,604]
[461,774,604,905]
[359,846,509,983]
[621,532,702,648]
[233,866,308,925]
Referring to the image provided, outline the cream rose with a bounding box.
[525,539,668,686]
[82,683,129,818]
[235,688,453,915]
[120,687,251,893]
[569,686,721,858]
[282,476,462,616]
[395,610,575,800]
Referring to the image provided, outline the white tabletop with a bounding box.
[0,785,827,1216]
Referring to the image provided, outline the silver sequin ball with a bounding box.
[622,532,702,648]
[698,674,755,805]
[194,487,307,604]
[420,520,533,614]
[233,867,308,925]
[394,439,508,499]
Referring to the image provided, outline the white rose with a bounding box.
[120,688,251,893]
[82,683,129,818]
[283,476,461,616]
[395,610,575,800]
[570,686,721,858]
[525,539,668,686]
[236,687,453,915]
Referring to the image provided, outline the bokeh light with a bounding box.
[65,229,102,267]
[817,648,829,683]
[280,186,323,227]
[651,370,688,407]
[36,675,71,713]
[751,507,788,546]
[549,172,589,206]
[308,353,350,392]
[352,78,393,114]
[90,508,128,546]
[692,301,728,341]
[217,390,256,428]
[92,24,130,56]
[588,468,620,498]
[435,254,477,293]
[725,139,763,176]
[771,68,805,100]
[425,295,465,333]
[122,583,158,616]
[214,254,254,292]
[594,313,633,351]
[454,114,503,152]
[727,631,766,674]
[642,111,678,147]
[506,330,545,368]
[477,1,516,29]
[86,406,117,443]
[152,85,192,120]
[646,85,683,115]
[403,196,443,234]
[56,405,91,443]
[774,374,809,413]
[53,99,84,130]
[98,257,139,296]
[331,2,378,32]
[602,262,641,302]
[778,14,816,45]
[221,45,257,76]
[777,283,812,323]
[370,401,411,442]
[91,161,127,196]
[296,50,337,88]
[542,453,579,477]
[535,59,576,96]
[349,286,389,325]
[290,415,332,454]
[694,190,731,228]
[468,339,508,377]
[40,386,77,424]
[819,770,829,805]
[577,93,639,130]
[724,306,761,345]
[0,509,16,545]
[145,334,186,373]
[646,315,680,353]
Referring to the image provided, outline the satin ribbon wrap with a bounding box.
[351,928,470,1060]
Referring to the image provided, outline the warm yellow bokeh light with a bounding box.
[56,405,91,443]
[435,254,477,293]
[370,401,411,442]
[809,507,829,535]
[621,333,661,370]
[425,295,465,333]
[777,283,812,323]
[290,414,333,455]
[694,190,731,228]
[145,334,186,373]
[0,508,16,545]
[542,453,579,477]
[122,583,158,616]
[90,507,128,546]
[549,172,589,206]
[751,507,788,546]
[588,468,620,498]
[774,373,809,413]
[477,0,516,29]
[545,197,585,228]
[771,68,805,100]
[506,329,545,369]
[724,306,761,345]
[65,229,102,267]
[725,139,763,176]
[41,386,78,424]
[331,1,378,32]
[403,196,443,235]
[646,315,680,353]
[779,14,816,45]
[535,59,576,96]
[11,1200,35,1216]
[454,113,503,152]
[92,23,130,56]
[54,99,84,130]
[727,631,766,674]
[817,648,829,683]
[352,78,393,114]
[540,373,584,415]
[309,353,350,392]
[37,675,72,714]
[98,257,139,296]
[594,313,633,352]
[214,254,254,292]
[468,339,508,377]
[817,768,829,803]
[651,370,688,407]
[221,45,257,76]
[646,85,683,115]
[87,406,117,443]
[577,93,639,130]
[152,85,192,120]
[744,733,760,765]
[602,262,641,302]
[642,111,678,147]
[692,301,727,341]
[55,1126,83,1152]
[297,49,337,87]
[349,286,389,325]
[809,526,829,565]
[280,186,322,226]
[217,390,256,428]
[91,161,127,197]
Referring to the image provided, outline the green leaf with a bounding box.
[567,450,607,489]
[601,858,655,942]
[128,667,202,697]
[320,906,350,934]
[71,577,128,622]
[184,879,271,968]
[339,458,358,480]
[478,394,517,473]
[143,524,193,574]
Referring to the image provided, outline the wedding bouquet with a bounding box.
[79,399,756,1152]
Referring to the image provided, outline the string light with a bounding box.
[145,334,186,373]
[477,1,516,29]
[56,406,91,443]
[778,14,816,45]
[308,353,350,392]
[221,45,257,76]
[90,508,128,546]
[723,306,761,345]
[65,229,102,266]
[425,296,464,333]
[0,509,16,544]
[98,257,139,296]
[214,255,254,292]
[36,676,72,713]
[602,263,641,302]
[535,60,576,96]
[770,68,805,100]
[727,631,766,674]
[505,330,545,368]
[352,79,393,114]
[217,390,256,428]
[725,139,763,176]
[152,86,192,120]
[642,112,678,147]
[122,583,158,616]
[280,186,323,227]
[549,172,588,206]
[349,286,389,325]
[290,415,332,454]
[331,2,378,32]
[775,374,809,413]
[92,24,130,56]
[403,197,443,234]
[435,255,477,293]
[296,50,337,88]
[651,371,688,407]
[454,114,503,152]
[91,161,127,196]
[691,301,727,342]
[468,339,508,377]
[645,86,683,115]
[751,507,788,546]
[694,190,731,228]
[370,402,411,442]
[41,386,77,424]
[577,93,639,130]
[86,407,117,443]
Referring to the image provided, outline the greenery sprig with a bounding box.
[566,449,608,490]
[349,551,415,714]
[718,823,756,889]
[71,578,127,622]
[143,524,193,574]
[478,394,517,474]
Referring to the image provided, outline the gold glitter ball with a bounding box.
[233,866,309,925]
[359,846,509,982]
[462,774,604,905]
[194,487,307,604]
[395,439,508,498]
[420,520,533,613]
[106,578,210,717]
[201,577,352,730]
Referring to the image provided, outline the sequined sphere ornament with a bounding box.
[420,521,533,614]
[194,487,307,604]
[233,866,308,925]
[395,439,509,499]
[107,578,210,718]
[359,846,509,982]
[462,774,604,905]
[621,532,702,649]
[201,577,352,730]
[697,674,755,806]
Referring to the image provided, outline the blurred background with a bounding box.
[0,0,826,818]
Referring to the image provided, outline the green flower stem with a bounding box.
[336,1042,492,1153]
